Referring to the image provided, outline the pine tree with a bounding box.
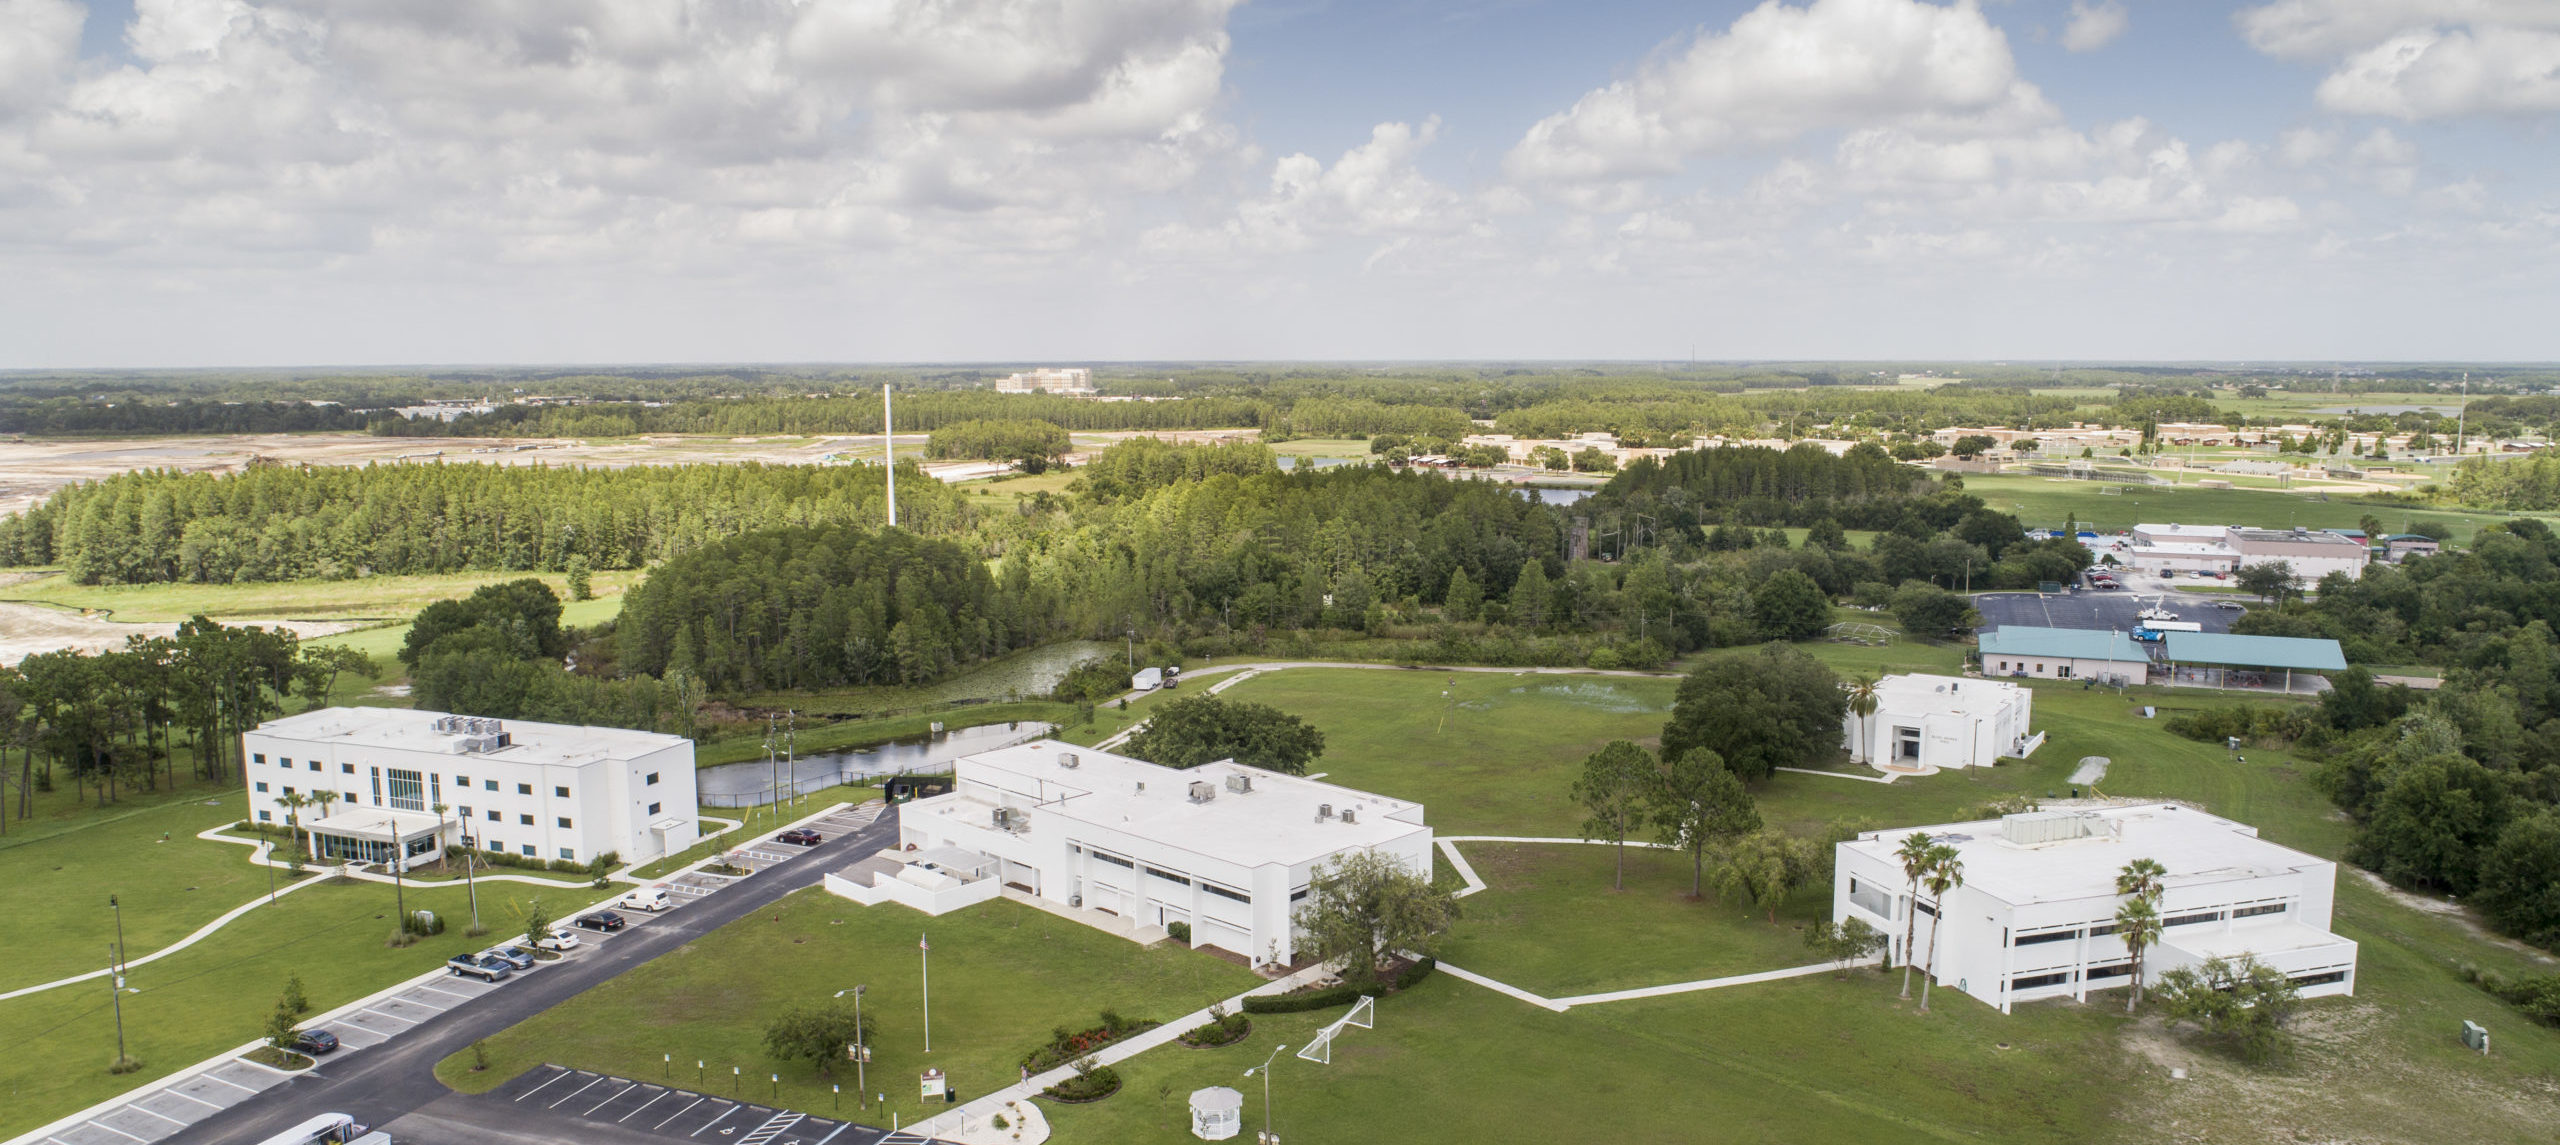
[1510,560,1552,632]
[1444,567,1482,622]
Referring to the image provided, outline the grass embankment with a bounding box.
[0,876,607,1141]
[694,703,1069,767]
[1957,474,2519,543]
[0,570,640,623]
[436,890,1259,1128]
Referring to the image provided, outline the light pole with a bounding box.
[108,944,128,1068]
[108,895,126,977]
[919,933,932,1052]
[1244,1044,1288,1145]
[381,819,408,926]
[834,985,869,1107]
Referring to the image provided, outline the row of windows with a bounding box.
[254,754,578,800]
[2013,903,2291,947]
[477,840,576,860]
[1145,865,1191,887]
[1203,883,1251,905]
[2011,963,2136,991]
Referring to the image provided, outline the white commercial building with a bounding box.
[831,740,1431,968]
[1844,674,2035,771]
[996,367,1097,395]
[1834,805,2358,1014]
[243,708,699,870]
[2230,527,2371,582]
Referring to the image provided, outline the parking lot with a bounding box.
[1974,589,2242,637]
[499,1065,886,1145]
[664,802,883,901]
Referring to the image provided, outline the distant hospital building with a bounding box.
[995,367,1097,395]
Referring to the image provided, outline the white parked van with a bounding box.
[617,885,672,913]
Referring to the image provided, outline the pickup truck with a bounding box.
[447,953,512,982]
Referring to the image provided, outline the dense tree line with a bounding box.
[369,392,1275,438]
[0,461,965,584]
[2441,452,2560,510]
[0,621,366,826]
[0,398,376,436]
[1590,443,1924,527]
[1279,398,1474,441]
[615,526,1047,692]
[924,419,1072,471]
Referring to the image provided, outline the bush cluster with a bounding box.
[2164,704,2314,748]
[2462,964,2560,1025]
[1039,1064,1122,1103]
[1243,958,1436,1014]
[1021,1010,1156,1074]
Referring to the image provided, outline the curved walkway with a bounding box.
[0,812,749,1005]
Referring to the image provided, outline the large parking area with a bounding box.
[497,1065,887,1145]
[1973,589,2242,636]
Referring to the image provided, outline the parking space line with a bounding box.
[621,1090,670,1123]
[159,1090,222,1111]
[551,1074,609,1109]
[814,1123,850,1145]
[652,1097,705,1130]
[120,1105,185,1127]
[360,1006,421,1025]
[199,1072,258,1094]
[691,1103,740,1138]
[413,983,475,1001]
[398,994,452,1012]
[78,1119,146,1142]
[515,1068,575,1102]
[586,1083,640,1115]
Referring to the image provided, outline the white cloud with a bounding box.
[1142,118,1484,265]
[1504,0,2055,190]
[2237,1,2560,117]
[2062,2,2130,53]
[0,0,82,121]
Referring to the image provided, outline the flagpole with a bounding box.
[921,931,932,1053]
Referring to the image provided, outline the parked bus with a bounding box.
[2131,621,2203,642]
[256,1114,366,1145]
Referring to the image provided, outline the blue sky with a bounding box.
[2,0,2555,366]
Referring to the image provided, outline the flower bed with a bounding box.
[1021,1010,1159,1073]
[1243,957,1437,1014]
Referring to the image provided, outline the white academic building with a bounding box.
[1844,674,2036,772]
[1834,805,2358,1014]
[826,739,1431,968]
[243,708,699,870]
[995,367,1097,395]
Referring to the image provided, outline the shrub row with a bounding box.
[1021,1010,1157,1073]
[1242,958,1436,1014]
[1039,1065,1122,1103]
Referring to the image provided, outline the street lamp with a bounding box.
[380,819,408,927]
[107,943,128,1069]
[108,895,125,977]
[833,986,869,1107]
[1243,1044,1289,1145]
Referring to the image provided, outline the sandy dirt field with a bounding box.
[0,600,361,665]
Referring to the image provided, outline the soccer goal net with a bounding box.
[1296,994,1376,1065]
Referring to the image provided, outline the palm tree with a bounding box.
[275,791,308,862]
[2116,856,2167,903]
[1916,844,1965,1013]
[2114,896,2163,1013]
[309,790,339,861]
[1846,675,1880,765]
[1895,831,1935,999]
[432,802,451,872]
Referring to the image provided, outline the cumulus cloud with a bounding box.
[0,0,82,121]
[1503,0,2056,190]
[2062,2,2130,53]
[2236,1,2560,117]
[1142,118,1486,266]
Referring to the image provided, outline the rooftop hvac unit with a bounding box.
[1340,808,1357,824]
[1188,781,1217,804]
[1225,774,1253,794]
[1058,751,1080,769]
[1318,803,1333,820]
[993,807,1013,829]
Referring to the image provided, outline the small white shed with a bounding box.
[1189,1086,1243,1140]
[1132,667,1164,691]
[1844,674,2034,772]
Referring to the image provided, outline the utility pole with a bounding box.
[920,932,933,1052]
[883,384,898,528]
[108,944,127,1068]
[2457,372,2468,459]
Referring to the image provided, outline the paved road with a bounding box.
[165,808,902,1145]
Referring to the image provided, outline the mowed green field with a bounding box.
[0,874,607,1141]
[1956,474,2520,542]
[0,790,268,993]
[0,569,641,623]
[436,890,1261,1130]
[1437,842,1827,996]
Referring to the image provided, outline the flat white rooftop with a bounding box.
[1842,803,2329,906]
[1871,674,2021,711]
[253,706,691,769]
[2136,524,2232,541]
[950,740,1424,867]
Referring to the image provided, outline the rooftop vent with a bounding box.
[1225,774,1253,794]
[1317,803,1333,820]
[1188,781,1217,804]
[2000,811,2112,845]
[1058,751,1080,769]
[1340,808,1358,824]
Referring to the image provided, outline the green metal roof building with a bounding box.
[2161,632,2348,692]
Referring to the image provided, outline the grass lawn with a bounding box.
[1954,474,2524,543]
[1209,669,1678,836]
[0,876,607,1141]
[0,570,640,623]
[435,889,1261,1129]
[0,783,266,993]
[1437,843,1824,996]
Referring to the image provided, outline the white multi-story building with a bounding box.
[2230,526,2371,582]
[1843,674,2035,771]
[829,740,1430,968]
[1834,804,2357,1014]
[995,367,1097,395]
[243,708,698,870]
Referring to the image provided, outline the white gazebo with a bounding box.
[1189,1086,1243,1140]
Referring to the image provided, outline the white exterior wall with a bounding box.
[2128,546,2240,575]
[2238,551,2367,582]
[891,751,1430,966]
[1845,678,2032,769]
[242,719,698,866]
[1834,824,2356,1014]
[1981,654,2147,683]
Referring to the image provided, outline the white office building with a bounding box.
[828,740,1431,968]
[1834,804,2358,1014]
[1843,674,2035,771]
[243,708,699,869]
[995,367,1097,395]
